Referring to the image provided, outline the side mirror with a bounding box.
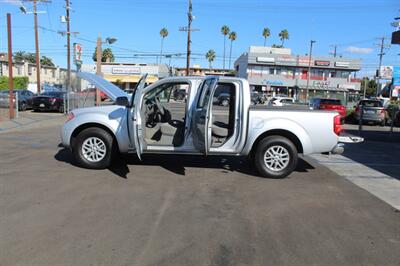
[115,96,129,107]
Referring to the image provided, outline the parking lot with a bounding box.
[0,115,399,265]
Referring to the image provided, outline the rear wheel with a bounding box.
[19,101,27,111]
[73,127,115,169]
[254,136,298,179]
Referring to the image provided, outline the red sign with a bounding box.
[315,60,330,66]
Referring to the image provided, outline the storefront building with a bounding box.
[80,63,170,91]
[234,46,363,105]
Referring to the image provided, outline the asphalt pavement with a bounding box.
[0,116,399,265]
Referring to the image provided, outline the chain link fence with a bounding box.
[0,92,18,121]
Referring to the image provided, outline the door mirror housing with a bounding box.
[115,96,130,107]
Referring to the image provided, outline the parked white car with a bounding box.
[269,97,295,106]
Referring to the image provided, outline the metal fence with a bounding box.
[64,89,96,113]
[0,92,18,121]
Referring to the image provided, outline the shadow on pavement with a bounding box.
[54,147,314,179]
[342,129,400,180]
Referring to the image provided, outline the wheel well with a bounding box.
[71,123,117,149]
[250,129,303,156]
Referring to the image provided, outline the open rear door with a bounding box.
[192,76,219,155]
[128,74,148,160]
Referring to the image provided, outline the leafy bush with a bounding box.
[0,76,29,90]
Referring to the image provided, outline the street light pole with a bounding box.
[96,36,102,106]
[66,0,71,112]
[305,40,316,101]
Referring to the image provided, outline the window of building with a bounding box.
[52,70,55,78]
[28,66,33,76]
[269,68,274,75]
[276,68,282,75]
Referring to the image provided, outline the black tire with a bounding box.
[253,136,298,179]
[19,101,27,111]
[73,127,115,169]
[221,99,229,107]
[380,120,385,127]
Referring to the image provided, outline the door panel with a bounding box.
[128,74,147,160]
[192,76,219,154]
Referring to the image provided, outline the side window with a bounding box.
[197,79,214,108]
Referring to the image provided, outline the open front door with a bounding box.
[192,76,219,155]
[128,74,148,160]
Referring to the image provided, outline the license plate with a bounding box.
[39,103,45,107]
[365,110,374,114]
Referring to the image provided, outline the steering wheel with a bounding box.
[155,96,165,116]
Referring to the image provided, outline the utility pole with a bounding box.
[96,36,102,106]
[375,37,390,97]
[179,0,199,76]
[66,0,71,113]
[305,40,316,101]
[22,0,50,94]
[33,0,41,94]
[7,13,15,119]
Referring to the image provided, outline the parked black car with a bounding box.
[250,92,262,105]
[0,89,35,111]
[32,91,65,113]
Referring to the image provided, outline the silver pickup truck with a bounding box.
[61,72,354,178]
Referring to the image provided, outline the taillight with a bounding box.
[50,98,57,104]
[355,107,359,113]
[380,109,385,114]
[333,115,342,136]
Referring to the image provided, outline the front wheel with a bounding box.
[73,127,115,169]
[253,136,298,178]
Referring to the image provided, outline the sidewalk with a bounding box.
[0,111,65,134]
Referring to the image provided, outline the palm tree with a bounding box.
[102,48,115,63]
[205,49,216,69]
[228,31,237,69]
[221,25,230,69]
[159,27,169,64]
[262,28,271,46]
[279,29,289,47]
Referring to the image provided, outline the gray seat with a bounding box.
[212,121,228,138]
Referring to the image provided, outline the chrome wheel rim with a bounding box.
[81,137,107,163]
[264,145,290,172]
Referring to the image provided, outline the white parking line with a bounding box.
[310,154,400,210]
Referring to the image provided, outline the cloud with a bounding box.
[344,46,373,54]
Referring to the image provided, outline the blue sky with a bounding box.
[1,0,399,77]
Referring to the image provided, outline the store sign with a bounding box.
[313,81,330,87]
[112,66,141,75]
[338,84,356,90]
[335,61,349,67]
[73,43,83,65]
[314,60,330,66]
[276,56,296,65]
[380,66,393,79]
[393,66,400,86]
[256,57,275,63]
[392,86,400,97]
[264,80,284,86]
[298,56,311,66]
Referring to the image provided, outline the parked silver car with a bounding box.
[61,72,361,178]
[355,99,386,126]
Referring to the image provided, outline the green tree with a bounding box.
[159,27,169,64]
[221,25,230,69]
[40,56,55,67]
[228,31,237,69]
[13,51,36,63]
[361,77,377,97]
[92,47,115,62]
[262,28,271,46]
[278,29,289,47]
[205,49,216,69]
